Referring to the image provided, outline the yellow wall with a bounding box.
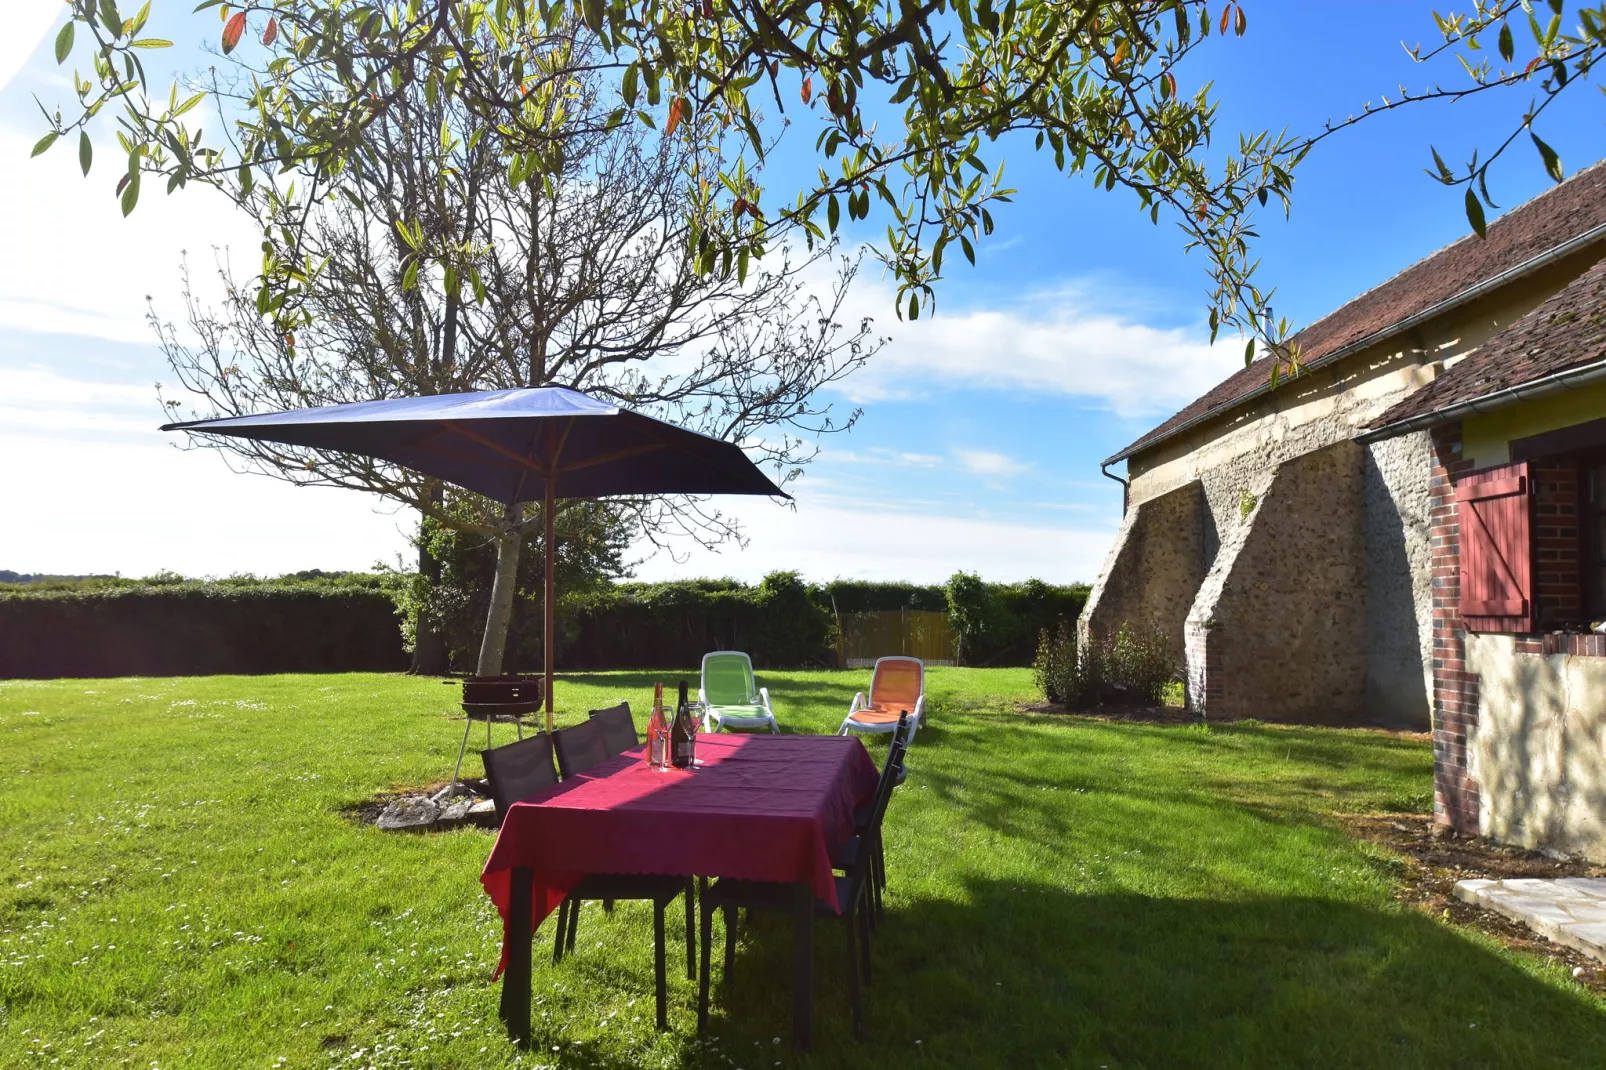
[1462,379,1606,468]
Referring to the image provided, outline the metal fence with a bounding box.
[835,608,956,668]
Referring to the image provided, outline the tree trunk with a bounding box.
[476,504,523,677]
[409,498,449,676]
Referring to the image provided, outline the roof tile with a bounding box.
[1108,162,1606,463]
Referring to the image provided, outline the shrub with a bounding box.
[947,573,1089,666]
[1034,620,1177,709]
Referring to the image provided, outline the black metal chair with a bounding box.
[548,717,694,1030]
[837,713,911,925]
[479,733,559,821]
[590,702,639,756]
[698,737,907,1043]
[552,719,611,779]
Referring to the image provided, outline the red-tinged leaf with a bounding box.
[1234,4,1246,35]
[262,17,278,46]
[1219,4,1231,35]
[116,173,130,195]
[222,11,246,54]
[1524,56,1543,76]
[1162,72,1176,98]
[1113,40,1128,67]
[665,98,683,136]
[800,76,812,104]
[733,197,748,217]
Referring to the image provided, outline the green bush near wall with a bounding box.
[0,576,407,679]
[945,573,1091,667]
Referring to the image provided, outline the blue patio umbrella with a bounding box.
[163,386,788,726]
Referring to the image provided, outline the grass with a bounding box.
[1,668,1603,1069]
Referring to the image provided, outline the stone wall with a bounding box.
[1364,430,1435,728]
[1469,633,1606,860]
[1184,441,1369,722]
[1080,480,1210,662]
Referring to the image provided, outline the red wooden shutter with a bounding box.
[1455,460,1534,633]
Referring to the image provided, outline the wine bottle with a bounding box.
[671,700,692,769]
[649,682,668,767]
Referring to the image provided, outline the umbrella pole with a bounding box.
[544,482,555,734]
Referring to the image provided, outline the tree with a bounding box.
[151,28,878,675]
[42,0,1310,375]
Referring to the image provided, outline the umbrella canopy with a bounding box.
[163,386,788,726]
[161,386,787,502]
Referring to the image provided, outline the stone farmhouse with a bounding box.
[1084,162,1606,857]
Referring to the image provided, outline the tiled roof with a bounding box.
[1105,161,1606,464]
[1366,254,1606,430]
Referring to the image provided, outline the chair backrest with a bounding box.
[553,719,611,779]
[702,651,757,706]
[480,733,559,820]
[870,656,923,711]
[589,702,638,755]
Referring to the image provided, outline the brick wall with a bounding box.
[1430,422,1481,832]
[1533,458,1583,628]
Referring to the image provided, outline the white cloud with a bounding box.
[836,273,1243,418]
[954,448,1028,477]
[630,494,1115,585]
[0,123,255,345]
[0,2,61,96]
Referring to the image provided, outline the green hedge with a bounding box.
[0,570,1088,678]
[0,581,407,678]
[554,572,836,670]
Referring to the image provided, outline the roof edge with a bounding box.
[1356,355,1606,445]
[1103,220,1606,467]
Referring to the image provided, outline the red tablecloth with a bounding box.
[480,733,879,970]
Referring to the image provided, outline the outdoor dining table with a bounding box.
[481,731,881,1048]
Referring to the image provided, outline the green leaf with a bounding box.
[1498,22,1514,62]
[1532,132,1564,183]
[1243,338,1255,366]
[130,38,173,49]
[79,130,92,176]
[907,292,919,320]
[54,22,74,64]
[30,131,58,158]
[171,91,206,118]
[827,193,839,233]
[1464,187,1488,238]
[120,173,140,216]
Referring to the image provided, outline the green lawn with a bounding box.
[1,668,1603,1069]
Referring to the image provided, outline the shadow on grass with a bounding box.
[574,877,1606,1070]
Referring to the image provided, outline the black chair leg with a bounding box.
[654,900,668,1031]
[552,899,568,965]
[844,902,863,1040]
[683,880,696,980]
[697,896,714,1035]
[858,893,873,986]
[566,898,581,954]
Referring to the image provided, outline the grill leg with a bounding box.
[449,716,474,793]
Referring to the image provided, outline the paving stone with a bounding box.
[1552,878,1606,899]
[1560,922,1606,960]
[1454,879,1495,904]
[377,796,440,832]
[436,798,474,829]
[1501,878,1573,898]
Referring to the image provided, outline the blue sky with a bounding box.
[1,2,1601,584]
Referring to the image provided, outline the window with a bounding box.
[1587,459,1606,621]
